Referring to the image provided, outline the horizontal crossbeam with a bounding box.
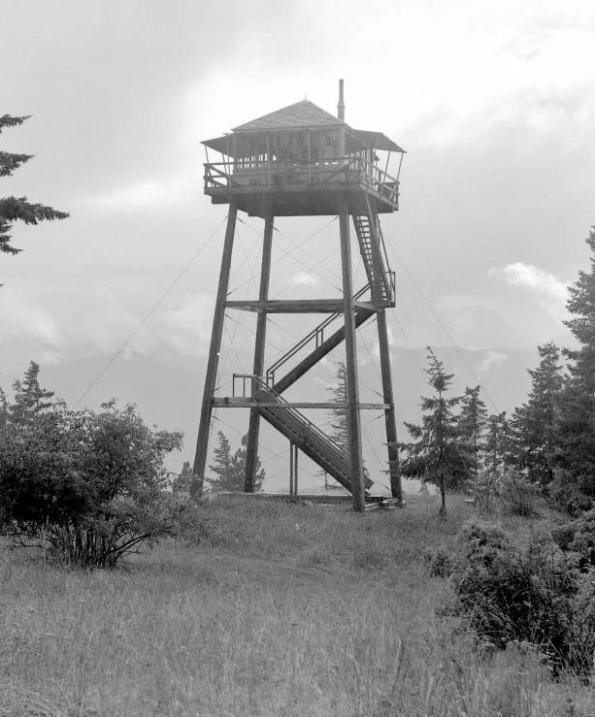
[212,398,389,409]
[225,299,375,313]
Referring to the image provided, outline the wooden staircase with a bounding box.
[254,379,373,492]
[352,197,395,308]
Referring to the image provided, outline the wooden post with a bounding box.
[192,202,238,498]
[289,443,299,500]
[289,442,295,498]
[339,198,366,512]
[294,444,299,496]
[376,309,403,503]
[245,214,274,492]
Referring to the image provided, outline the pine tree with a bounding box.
[208,431,234,490]
[172,460,192,495]
[9,361,55,425]
[327,361,348,451]
[400,348,466,515]
[324,361,373,490]
[558,228,595,495]
[457,385,487,484]
[208,431,265,492]
[509,342,564,486]
[233,434,266,492]
[1,114,68,258]
[322,361,349,489]
[0,386,8,428]
[484,412,510,480]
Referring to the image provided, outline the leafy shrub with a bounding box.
[570,575,595,672]
[423,544,454,577]
[0,395,197,568]
[549,471,593,517]
[448,520,595,675]
[473,469,500,514]
[550,523,576,552]
[551,508,595,571]
[353,542,390,569]
[499,469,540,517]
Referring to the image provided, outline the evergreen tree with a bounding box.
[456,385,487,484]
[474,411,512,505]
[208,431,234,490]
[400,348,467,515]
[9,361,55,425]
[0,387,7,428]
[558,228,595,495]
[326,361,348,451]
[1,114,68,258]
[208,431,265,492]
[509,342,564,486]
[323,361,349,489]
[172,460,192,495]
[484,411,510,480]
[233,434,266,492]
[324,361,373,490]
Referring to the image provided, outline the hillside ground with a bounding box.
[1,493,593,716]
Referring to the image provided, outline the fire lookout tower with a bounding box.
[193,82,405,511]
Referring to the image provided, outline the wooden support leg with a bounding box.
[192,202,238,498]
[245,215,274,492]
[289,443,299,501]
[377,309,403,503]
[340,199,366,512]
[289,442,295,498]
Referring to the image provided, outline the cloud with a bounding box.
[478,351,509,377]
[290,271,318,286]
[433,289,568,351]
[0,285,216,367]
[157,293,215,356]
[0,288,64,349]
[489,262,568,320]
[435,294,513,350]
[72,291,216,360]
[82,165,200,212]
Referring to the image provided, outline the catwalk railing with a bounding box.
[204,155,399,209]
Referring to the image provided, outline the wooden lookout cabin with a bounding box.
[193,81,405,511]
[202,95,403,218]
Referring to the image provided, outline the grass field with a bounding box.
[1,493,593,716]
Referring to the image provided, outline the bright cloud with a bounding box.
[83,165,200,212]
[0,288,64,349]
[73,291,216,359]
[489,262,568,320]
[478,351,509,377]
[290,271,318,286]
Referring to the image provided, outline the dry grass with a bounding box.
[0,494,593,716]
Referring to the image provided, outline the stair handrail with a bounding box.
[266,283,371,386]
[374,213,395,304]
[247,375,347,459]
[360,197,395,306]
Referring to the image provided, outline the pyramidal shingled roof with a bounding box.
[233,99,345,132]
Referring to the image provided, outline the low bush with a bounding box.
[499,469,540,517]
[0,398,199,568]
[447,520,595,675]
[551,508,595,571]
[549,471,593,517]
[423,544,454,577]
[473,469,500,514]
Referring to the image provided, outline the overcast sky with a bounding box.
[2,0,595,414]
